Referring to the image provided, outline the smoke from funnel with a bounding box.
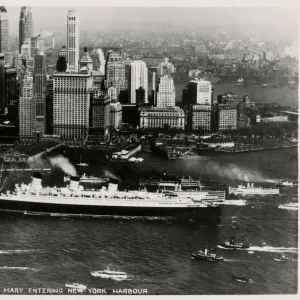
[49,155,77,176]
[189,157,267,182]
[103,170,120,181]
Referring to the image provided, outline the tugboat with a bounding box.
[274,255,291,262]
[90,267,127,281]
[191,247,224,262]
[218,237,250,249]
[232,275,253,283]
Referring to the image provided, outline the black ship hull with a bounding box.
[0,198,221,223]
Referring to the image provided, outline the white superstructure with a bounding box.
[229,183,279,195]
[0,176,221,209]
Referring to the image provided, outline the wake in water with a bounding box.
[0,266,39,271]
[218,245,298,253]
[0,249,43,254]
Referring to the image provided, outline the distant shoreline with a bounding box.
[200,145,298,154]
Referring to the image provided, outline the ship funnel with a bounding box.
[69,176,80,190]
[108,183,118,192]
[31,173,42,190]
[108,178,119,192]
[204,247,208,256]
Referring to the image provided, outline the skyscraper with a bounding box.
[19,72,33,137]
[19,6,33,53]
[129,60,148,104]
[0,53,5,113]
[30,35,44,57]
[33,52,47,134]
[105,51,127,99]
[53,72,93,141]
[0,6,9,55]
[188,79,212,106]
[89,90,110,142]
[156,75,176,108]
[67,9,79,73]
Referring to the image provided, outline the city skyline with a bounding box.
[2,6,298,39]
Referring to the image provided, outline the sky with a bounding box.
[4,6,299,38]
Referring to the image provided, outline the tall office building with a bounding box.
[30,35,44,57]
[188,105,211,131]
[5,68,18,108]
[67,9,79,73]
[129,60,148,104]
[105,51,127,99]
[21,38,31,58]
[0,53,5,113]
[53,72,93,141]
[0,7,9,56]
[217,103,237,131]
[19,72,33,137]
[188,79,212,106]
[45,79,53,134]
[19,6,33,53]
[32,52,47,134]
[89,90,110,142]
[156,75,176,108]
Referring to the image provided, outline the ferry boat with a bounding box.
[228,183,279,195]
[65,283,87,290]
[91,267,127,281]
[64,173,109,184]
[139,176,226,203]
[0,174,222,222]
[278,202,298,210]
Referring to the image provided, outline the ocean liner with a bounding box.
[0,174,222,221]
[228,183,279,195]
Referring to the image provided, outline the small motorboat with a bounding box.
[278,203,298,210]
[191,247,224,262]
[274,255,291,262]
[91,267,127,281]
[232,275,253,283]
[65,283,87,290]
[218,237,250,249]
[276,180,297,187]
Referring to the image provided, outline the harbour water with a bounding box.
[0,147,298,294]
